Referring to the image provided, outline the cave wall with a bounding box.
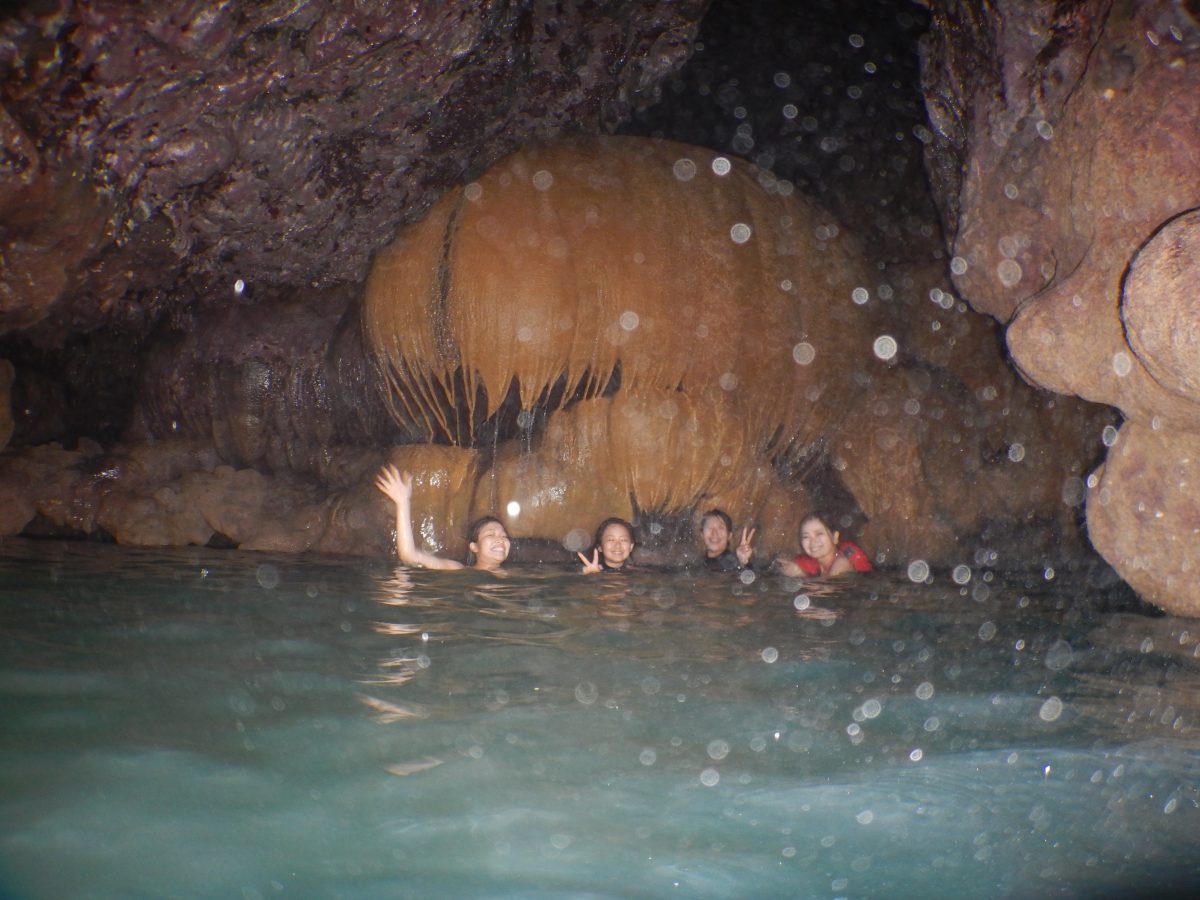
[920,0,1200,614]
[0,0,1148,599]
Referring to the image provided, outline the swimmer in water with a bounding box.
[699,508,755,573]
[579,518,639,573]
[375,464,510,571]
[775,512,872,579]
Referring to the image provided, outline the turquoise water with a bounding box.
[1,539,1198,899]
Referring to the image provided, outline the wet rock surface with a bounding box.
[0,0,1157,607]
[921,0,1200,613]
[0,0,704,343]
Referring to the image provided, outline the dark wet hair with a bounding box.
[799,511,840,538]
[592,517,636,562]
[700,508,733,533]
[465,515,507,565]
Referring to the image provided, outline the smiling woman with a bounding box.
[579,517,638,573]
[375,464,510,572]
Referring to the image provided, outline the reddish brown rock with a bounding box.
[921,0,1200,613]
[1087,422,1200,617]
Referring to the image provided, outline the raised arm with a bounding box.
[375,465,464,570]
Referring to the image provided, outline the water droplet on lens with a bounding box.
[1044,640,1074,671]
[997,259,1023,286]
[907,560,929,582]
[672,158,696,181]
[792,342,816,365]
[1039,696,1064,721]
[256,564,280,590]
[575,681,598,705]
[873,335,897,360]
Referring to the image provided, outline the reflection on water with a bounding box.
[1,539,1198,898]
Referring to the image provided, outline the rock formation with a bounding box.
[0,0,1142,604]
[921,0,1200,614]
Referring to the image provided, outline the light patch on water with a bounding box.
[574,681,598,705]
[707,740,731,761]
[255,564,280,590]
[1044,640,1074,671]
[1039,697,1064,722]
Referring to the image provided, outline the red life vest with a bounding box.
[794,541,872,576]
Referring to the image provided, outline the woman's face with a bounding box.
[600,523,634,567]
[470,522,511,569]
[800,519,839,561]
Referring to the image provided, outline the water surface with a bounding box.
[1,540,1198,898]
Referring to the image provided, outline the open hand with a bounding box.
[374,465,413,504]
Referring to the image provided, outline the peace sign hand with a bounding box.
[736,526,756,566]
[578,549,603,575]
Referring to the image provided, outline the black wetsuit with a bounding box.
[703,550,750,573]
